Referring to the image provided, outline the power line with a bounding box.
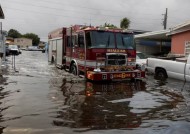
[2,0,173,35]
[3,6,162,25]
[2,0,163,20]
[31,0,138,14]
[36,0,163,16]
[3,6,95,20]
[3,0,123,18]
[2,6,163,28]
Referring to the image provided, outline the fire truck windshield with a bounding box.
[116,33,134,49]
[87,31,115,48]
[86,31,135,49]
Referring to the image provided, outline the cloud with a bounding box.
[1,0,190,41]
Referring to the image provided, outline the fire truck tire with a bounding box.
[51,56,55,63]
[70,63,77,75]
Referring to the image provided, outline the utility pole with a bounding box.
[163,8,168,29]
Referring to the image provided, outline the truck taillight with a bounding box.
[87,72,94,80]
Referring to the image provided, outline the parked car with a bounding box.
[146,54,190,81]
[136,51,148,71]
[27,46,40,51]
[8,45,20,55]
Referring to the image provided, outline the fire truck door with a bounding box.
[48,41,53,62]
[66,36,75,63]
[71,36,75,58]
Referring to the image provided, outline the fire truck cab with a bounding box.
[48,25,145,81]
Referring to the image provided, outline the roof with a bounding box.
[0,5,4,19]
[134,30,171,41]
[128,29,150,34]
[171,20,190,31]
[167,20,190,36]
[14,37,32,40]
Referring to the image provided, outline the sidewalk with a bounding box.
[0,58,8,76]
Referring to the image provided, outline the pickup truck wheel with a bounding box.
[70,63,77,75]
[155,69,167,80]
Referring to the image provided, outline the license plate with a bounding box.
[113,73,131,79]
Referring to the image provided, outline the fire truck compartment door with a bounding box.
[56,39,63,65]
[48,41,53,62]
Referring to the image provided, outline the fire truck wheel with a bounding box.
[70,63,77,75]
[51,56,55,63]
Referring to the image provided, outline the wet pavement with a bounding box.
[0,51,190,134]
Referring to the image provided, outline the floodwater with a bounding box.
[0,51,190,134]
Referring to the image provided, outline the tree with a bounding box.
[103,22,118,28]
[120,17,130,29]
[8,29,22,38]
[22,33,40,45]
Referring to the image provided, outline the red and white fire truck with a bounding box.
[48,25,145,81]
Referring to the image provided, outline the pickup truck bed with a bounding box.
[147,56,190,81]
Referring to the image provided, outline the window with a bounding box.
[86,32,91,48]
[185,41,190,57]
[116,33,135,49]
[78,34,84,48]
[87,31,115,48]
[67,36,71,47]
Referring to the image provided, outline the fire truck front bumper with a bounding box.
[86,70,145,81]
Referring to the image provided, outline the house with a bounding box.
[0,5,5,57]
[134,21,190,57]
[14,38,32,48]
[0,5,5,74]
[167,21,190,57]
[6,37,14,45]
[135,30,171,56]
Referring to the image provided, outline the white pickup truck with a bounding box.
[146,55,190,81]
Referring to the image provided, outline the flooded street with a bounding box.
[0,51,190,134]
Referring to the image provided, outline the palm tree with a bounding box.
[120,17,130,29]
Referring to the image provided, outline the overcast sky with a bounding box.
[1,0,190,42]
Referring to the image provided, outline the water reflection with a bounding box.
[52,80,148,130]
[48,74,190,132]
[0,76,9,133]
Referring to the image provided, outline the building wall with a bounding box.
[136,44,161,55]
[0,31,7,62]
[171,30,190,55]
[14,38,32,48]
[136,39,171,56]
[6,37,14,45]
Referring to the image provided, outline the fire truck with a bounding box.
[48,25,145,81]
